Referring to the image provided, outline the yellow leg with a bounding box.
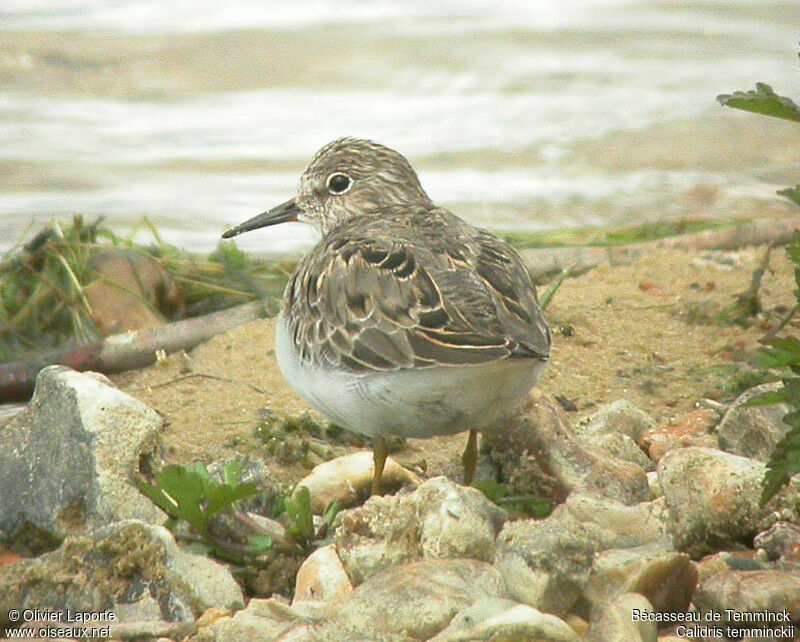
[462,429,478,486]
[372,436,388,496]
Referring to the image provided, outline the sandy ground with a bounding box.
[112,244,798,486]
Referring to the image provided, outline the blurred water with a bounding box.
[1,0,798,255]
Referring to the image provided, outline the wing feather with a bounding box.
[283,208,550,374]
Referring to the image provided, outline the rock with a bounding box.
[494,545,582,619]
[292,544,353,612]
[0,520,243,629]
[716,382,791,461]
[647,472,662,499]
[695,551,769,584]
[275,623,318,641]
[562,494,674,550]
[429,598,580,642]
[495,494,673,616]
[109,619,197,640]
[333,491,418,587]
[639,409,718,463]
[585,546,697,614]
[577,400,657,442]
[244,553,304,600]
[201,597,300,642]
[114,593,164,621]
[754,522,800,561]
[316,559,508,641]
[196,607,232,630]
[657,447,799,557]
[85,248,184,336]
[693,569,800,630]
[293,452,421,513]
[484,391,650,505]
[589,592,657,642]
[335,476,505,585]
[565,614,590,637]
[435,451,501,488]
[583,432,654,472]
[0,366,165,548]
[414,476,506,562]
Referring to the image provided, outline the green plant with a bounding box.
[281,486,341,551]
[747,233,800,504]
[0,215,291,362]
[718,81,800,206]
[473,479,553,519]
[139,460,273,559]
[719,63,800,504]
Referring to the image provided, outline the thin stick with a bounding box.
[173,276,256,299]
[0,301,266,402]
[136,372,265,394]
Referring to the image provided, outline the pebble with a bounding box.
[429,599,580,642]
[495,494,673,615]
[753,521,800,561]
[585,545,697,614]
[334,476,505,585]
[485,391,650,506]
[292,451,421,513]
[639,408,718,462]
[693,569,800,627]
[716,382,792,462]
[589,592,657,642]
[658,447,772,557]
[292,544,353,610]
[316,559,508,640]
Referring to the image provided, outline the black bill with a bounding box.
[221,198,303,239]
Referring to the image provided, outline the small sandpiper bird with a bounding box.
[223,138,551,495]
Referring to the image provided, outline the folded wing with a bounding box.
[284,211,551,374]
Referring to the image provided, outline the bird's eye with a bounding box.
[326,173,352,195]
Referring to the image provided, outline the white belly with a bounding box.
[275,315,547,439]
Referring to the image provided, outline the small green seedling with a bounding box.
[281,486,341,551]
[285,486,315,546]
[139,460,272,558]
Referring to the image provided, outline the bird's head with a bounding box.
[222,137,430,239]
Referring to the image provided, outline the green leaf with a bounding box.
[322,500,342,530]
[247,534,273,554]
[205,482,258,516]
[783,409,800,429]
[755,338,800,369]
[189,462,211,482]
[785,379,800,401]
[286,486,315,543]
[777,186,800,206]
[497,496,554,518]
[787,230,800,266]
[473,479,552,518]
[761,421,800,505]
[139,463,261,540]
[539,268,568,311]
[154,465,206,529]
[717,83,800,123]
[138,482,181,519]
